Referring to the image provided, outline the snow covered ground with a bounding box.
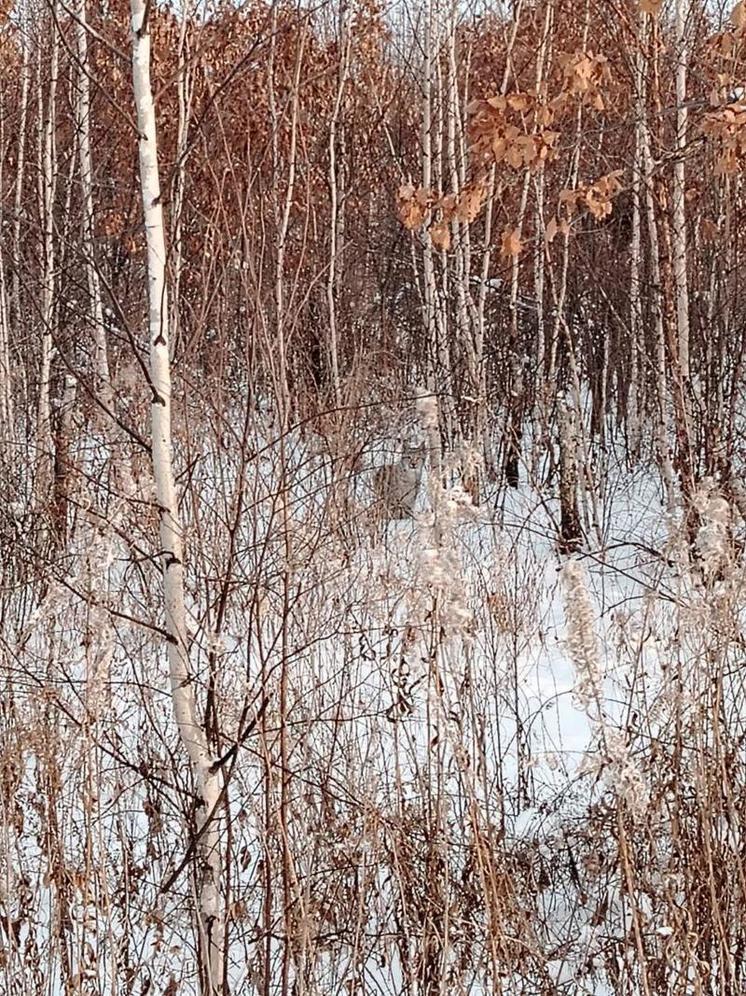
[4,421,744,994]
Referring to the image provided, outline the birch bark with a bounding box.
[129,4,224,991]
[36,11,59,500]
[420,0,436,464]
[0,80,12,442]
[628,20,644,462]
[76,0,113,414]
[12,26,30,329]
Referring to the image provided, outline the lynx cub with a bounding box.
[371,440,426,519]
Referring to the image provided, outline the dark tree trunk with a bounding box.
[558,394,582,553]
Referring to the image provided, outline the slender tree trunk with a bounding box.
[627,23,644,463]
[505,4,550,487]
[705,175,729,477]
[12,27,30,329]
[666,0,697,527]
[558,392,581,553]
[638,14,676,507]
[504,172,530,488]
[129,5,224,992]
[0,80,13,446]
[473,5,526,482]
[532,164,547,479]
[51,374,77,547]
[326,6,350,407]
[76,0,112,416]
[421,0,448,472]
[269,10,303,418]
[0,255,11,450]
[268,19,308,990]
[36,12,59,503]
[170,9,193,358]
[672,0,691,385]
[475,165,496,480]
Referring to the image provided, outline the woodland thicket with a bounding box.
[2,1,746,994]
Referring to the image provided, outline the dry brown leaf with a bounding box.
[486,95,507,111]
[500,226,523,258]
[574,55,594,83]
[456,183,486,224]
[507,92,532,112]
[605,170,624,195]
[397,184,432,230]
[439,194,458,224]
[546,216,559,243]
[639,0,663,15]
[586,188,612,220]
[700,217,719,242]
[733,1,746,31]
[559,188,580,213]
[506,143,524,169]
[398,201,425,230]
[430,222,451,251]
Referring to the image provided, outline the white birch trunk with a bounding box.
[129,4,224,991]
[628,31,644,461]
[0,247,12,452]
[0,80,12,442]
[445,5,477,451]
[531,0,552,447]
[421,0,438,460]
[12,26,30,327]
[36,12,59,499]
[76,0,113,415]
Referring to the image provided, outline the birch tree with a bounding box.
[36,7,59,502]
[0,79,12,444]
[75,0,112,416]
[129,2,224,991]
